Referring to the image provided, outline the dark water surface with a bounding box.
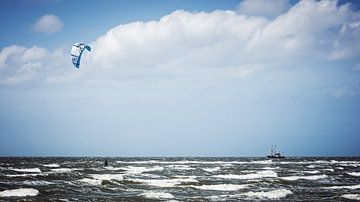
[0,157,360,201]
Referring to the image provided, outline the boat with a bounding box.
[267,145,285,159]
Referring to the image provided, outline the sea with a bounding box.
[0,157,360,201]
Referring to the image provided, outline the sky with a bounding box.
[0,0,360,157]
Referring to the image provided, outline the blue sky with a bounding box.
[0,0,360,156]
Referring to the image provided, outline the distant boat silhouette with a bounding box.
[267,145,285,159]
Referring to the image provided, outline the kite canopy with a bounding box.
[70,43,91,68]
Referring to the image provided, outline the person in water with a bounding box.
[104,159,108,167]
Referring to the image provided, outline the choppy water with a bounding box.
[1,157,360,201]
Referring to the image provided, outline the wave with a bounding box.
[281,174,327,181]
[5,173,47,177]
[324,184,360,190]
[347,172,360,177]
[167,165,195,170]
[117,160,272,165]
[90,174,124,181]
[79,178,103,186]
[104,166,125,171]
[341,194,360,200]
[123,165,164,174]
[11,168,42,173]
[22,180,54,186]
[0,188,39,197]
[50,168,82,173]
[242,189,293,200]
[43,164,60,168]
[191,184,248,191]
[202,167,220,172]
[131,178,198,188]
[214,170,277,180]
[303,170,321,174]
[139,191,174,199]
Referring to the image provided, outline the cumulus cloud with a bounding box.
[0,45,67,85]
[1,0,360,91]
[32,14,63,33]
[237,0,291,19]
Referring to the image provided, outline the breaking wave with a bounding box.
[214,170,277,180]
[0,188,39,197]
[242,189,293,199]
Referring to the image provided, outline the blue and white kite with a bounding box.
[70,43,91,68]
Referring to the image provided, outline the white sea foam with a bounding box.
[323,168,334,172]
[123,166,164,174]
[6,173,46,177]
[324,184,360,190]
[347,172,360,177]
[306,165,317,169]
[140,191,174,199]
[79,178,103,186]
[262,166,279,170]
[202,167,220,172]
[242,189,292,199]
[191,184,248,191]
[43,164,60,168]
[336,167,344,170]
[132,178,198,187]
[341,194,360,200]
[116,160,272,165]
[90,174,124,181]
[22,180,54,186]
[50,168,81,173]
[303,170,321,174]
[0,188,39,197]
[104,166,124,171]
[167,165,195,170]
[214,170,277,180]
[11,168,42,173]
[281,174,327,181]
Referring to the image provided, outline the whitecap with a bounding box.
[262,166,279,170]
[6,173,46,177]
[202,167,220,172]
[104,166,124,171]
[11,168,41,173]
[140,191,174,199]
[123,165,164,174]
[336,167,344,170]
[303,170,321,174]
[0,188,39,197]
[242,189,292,199]
[167,165,194,170]
[90,174,124,181]
[347,172,360,177]
[50,168,82,173]
[306,165,317,169]
[22,180,54,186]
[43,164,60,168]
[281,174,327,181]
[323,168,334,172]
[324,184,360,190]
[132,178,197,187]
[79,178,103,186]
[214,170,277,180]
[191,184,248,191]
[341,194,360,200]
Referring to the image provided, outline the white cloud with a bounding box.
[32,14,63,33]
[1,0,360,90]
[237,0,291,19]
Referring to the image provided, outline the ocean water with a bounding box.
[0,157,360,201]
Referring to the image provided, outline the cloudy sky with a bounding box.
[0,0,359,156]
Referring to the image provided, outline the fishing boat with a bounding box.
[267,145,285,159]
